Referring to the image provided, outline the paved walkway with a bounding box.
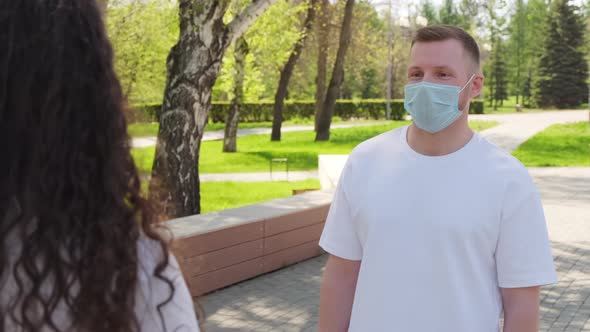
[132,122,382,148]
[472,110,588,152]
[198,167,590,332]
[197,110,590,331]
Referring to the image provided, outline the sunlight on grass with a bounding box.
[132,120,498,174]
[513,122,590,167]
[128,122,159,138]
[201,180,320,213]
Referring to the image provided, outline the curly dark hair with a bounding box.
[0,0,176,331]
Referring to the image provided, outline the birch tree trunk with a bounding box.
[149,0,278,218]
[223,37,249,152]
[315,0,355,141]
[271,0,317,141]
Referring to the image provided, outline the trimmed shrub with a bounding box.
[130,99,485,123]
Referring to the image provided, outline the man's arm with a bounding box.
[501,286,541,332]
[318,255,361,332]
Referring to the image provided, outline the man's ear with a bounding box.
[471,74,484,98]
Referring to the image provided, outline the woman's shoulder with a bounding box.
[135,235,200,332]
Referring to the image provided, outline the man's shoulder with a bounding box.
[349,126,405,161]
[475,136,533,186]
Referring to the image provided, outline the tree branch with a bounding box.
[227,0,280,46]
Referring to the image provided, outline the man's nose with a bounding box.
[421,73,436,83]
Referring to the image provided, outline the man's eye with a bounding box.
[410,72,422,78]
[438,72,450,78]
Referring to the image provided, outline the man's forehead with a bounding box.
[409,40,472,71]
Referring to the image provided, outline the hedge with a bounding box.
[132,99,484,123]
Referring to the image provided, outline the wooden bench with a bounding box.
[168,190,332,297]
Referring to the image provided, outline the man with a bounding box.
[318,25,557,332]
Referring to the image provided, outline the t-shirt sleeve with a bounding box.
[136,238,201,331]
[319,159,363,261]
[496,174,558,288]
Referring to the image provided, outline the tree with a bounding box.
[457,0,482,31]
[491,40,509,109]
[522,67,533,106]
[314,0,332,131]
[522,0,550,106]
[534,0,589,108]
[340,2,388,99]
[271,0,318,141]
[421,0,439,25]
[315,0,356,141]
[439,0,461,26]
[149,0,280,218]
[507,0,526,105]
[223,37,249,153]
[482,0,507,107]
[212,1,305,103]
[106,0,178,104]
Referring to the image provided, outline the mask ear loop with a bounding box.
[458,74,476,111]
[459,74,476,93]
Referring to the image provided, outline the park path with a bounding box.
[196,111,590,331]
[185,110,589,183]
[131,122,382,148]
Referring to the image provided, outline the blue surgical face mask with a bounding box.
[403,74,475,134]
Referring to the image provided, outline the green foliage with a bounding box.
[421,0,481,31]
[457,0,480,31]
[421,0,439,25]
[209,99,407,122]
[439,0,462,26]
[213,0,395,102]
[490,41,509,108]
[201,180,321,213]
[106,0,178,104]
[470,100,484,114]
[340,1,389,99]
[213,1,306,101]
[534,0,589,108]
[507,0,527,103]
[513,122,590,166]
[131,120,497,174]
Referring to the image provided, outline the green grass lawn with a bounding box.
[132,120,498,174]
[513,122,590,167]
[201,180,320,213]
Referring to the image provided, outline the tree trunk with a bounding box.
[97,0,108,14]
[315,0,355,141]
[223,37,249,152]
[314,0,331,132]
[271,0,318,141]
[149,0,278,218]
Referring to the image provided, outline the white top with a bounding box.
[135,239,200,332]
[319,125,557,332]
[1,230,199,332]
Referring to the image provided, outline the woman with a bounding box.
[0,0,200,331]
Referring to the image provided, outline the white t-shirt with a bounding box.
[1,228,199,332]
[135,238,200,332]
[319,125,557,332]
